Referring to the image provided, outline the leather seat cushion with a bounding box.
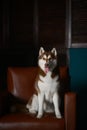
[0,113,65,130]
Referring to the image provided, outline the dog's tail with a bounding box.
[26,94,38,114]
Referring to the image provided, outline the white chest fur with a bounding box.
[38,72,60,102]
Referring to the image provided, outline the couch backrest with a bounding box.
[7,66,69,101]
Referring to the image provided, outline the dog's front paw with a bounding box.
[28,107,37,114]
[37,114,43,119]
[29,109,36,114]
[56,114,62,119]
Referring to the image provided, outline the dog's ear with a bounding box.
[51,48,57,56]
[39,47,45,56]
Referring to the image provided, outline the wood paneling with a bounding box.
[38,0,66,49]
[0,0,67,66]
[9,0,34,48]
[1,0,66,50]
[0,1,2,47]
[72,0,87,43]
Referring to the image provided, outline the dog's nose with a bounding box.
[45,63,49,68]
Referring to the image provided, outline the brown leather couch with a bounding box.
[0,66,76,130]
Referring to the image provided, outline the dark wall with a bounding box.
[69,48,87,130]
[1,0,66,48]
[0,0,67,63]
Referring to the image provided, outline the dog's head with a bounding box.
[38,47,57,73]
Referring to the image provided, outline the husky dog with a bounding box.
[26,47,62,119]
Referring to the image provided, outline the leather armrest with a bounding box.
[64,92,76,130]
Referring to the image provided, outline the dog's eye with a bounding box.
[49,58,52,61]
[43,57,46,60]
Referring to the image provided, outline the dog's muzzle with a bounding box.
[44,62,50,73]
[44,60,57,73]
